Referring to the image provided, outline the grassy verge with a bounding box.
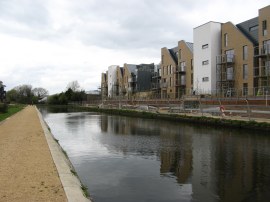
[0,104,25,122]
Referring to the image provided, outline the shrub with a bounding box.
[0,103,8,113]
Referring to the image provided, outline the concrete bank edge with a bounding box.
[36,107,92,202]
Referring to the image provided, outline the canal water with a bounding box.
[39,107,270,202]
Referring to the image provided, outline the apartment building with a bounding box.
[123,63,137,98]
[115,66,125,96]
[217,20,256,97]
[193,22,221,95]
[107,65,118,98]
[161,47,178,98]
[151,64,161,98]
[254,5,270,95]
[101,5,270,100]
[101,72,108,99]
[177,40,194,96]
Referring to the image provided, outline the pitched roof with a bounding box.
[185,42,193,53]
[168,46,178,64]
[236,17,258,45]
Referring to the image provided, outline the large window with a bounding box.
[263,40,270,54]
[243,45,248,60]
[243,64,248,80]
[262,20,267,36]
[224,33,228,47]
[225,49,234,62]
[180,62,186,71]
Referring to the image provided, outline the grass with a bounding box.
[0,104,25,122]
[81,184,89,198]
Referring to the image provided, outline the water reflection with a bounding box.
[41,108,270,202]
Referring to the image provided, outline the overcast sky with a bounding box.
[0,0,269,94]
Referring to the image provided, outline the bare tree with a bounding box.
[32,87,49,99]
[66,80,81,92]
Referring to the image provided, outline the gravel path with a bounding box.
[0,106,67,202]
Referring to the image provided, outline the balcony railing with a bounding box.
[216,54,235,64]
[254,66,270,77]
[151,83,160,89]
[175,66,186,73]
[254,44,270,57]
[152,72,161,78]
[160,82,168,88]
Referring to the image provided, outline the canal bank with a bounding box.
[0,106,91,202]
[77,106,270,132]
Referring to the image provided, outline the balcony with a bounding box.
[151,83,160,89]
[175,66,186,73]
[152,72,161,78]
[216,54,235,64]
[175,78,186,86]
[254,66,270,77]
[160,82,168,88]
[254,44,270,57]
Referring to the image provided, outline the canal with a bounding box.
[39,107,270,202]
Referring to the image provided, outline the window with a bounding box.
[202,60,209,65]
[191,59,193,70]
[202,77,209,82]
[243,64,248,80]
[227,67,233,80]
[249,25,258,32]
[263,40,270,54]
[243,46,248,60]
[163,67,165,76]
[179,49,182,60]
[224,33,228,47]
[225,49,234,62]
[170,65,173,74]
[180,62,186,71]
[262,20,267,36]
[202,44,208,49]
[170,77,172,87]
[243,83,248,96]
[191,73,193,84]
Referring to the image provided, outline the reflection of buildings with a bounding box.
[99,114,270,201]
[159,125,193,184]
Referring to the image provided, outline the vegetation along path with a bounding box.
[0,106,67,202]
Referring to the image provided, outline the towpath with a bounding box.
[0,106,67,201]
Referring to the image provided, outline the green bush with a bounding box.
[0,103,8,113]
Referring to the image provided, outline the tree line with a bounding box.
[5,81,87,105]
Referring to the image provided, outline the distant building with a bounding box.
[151,64,161,99]
[254,5,270,95]
[101,72,108,99]
[161,46,178,98]
[177,40,194,96]
[107,65,118,98]
[193,21,222,95]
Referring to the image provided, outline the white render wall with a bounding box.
[193,22,221,94]
[107,65,118,98]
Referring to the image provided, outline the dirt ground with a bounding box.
[0,106,67,202]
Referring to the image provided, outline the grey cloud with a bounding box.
[0,0,50,28]
[0,0,200,49]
